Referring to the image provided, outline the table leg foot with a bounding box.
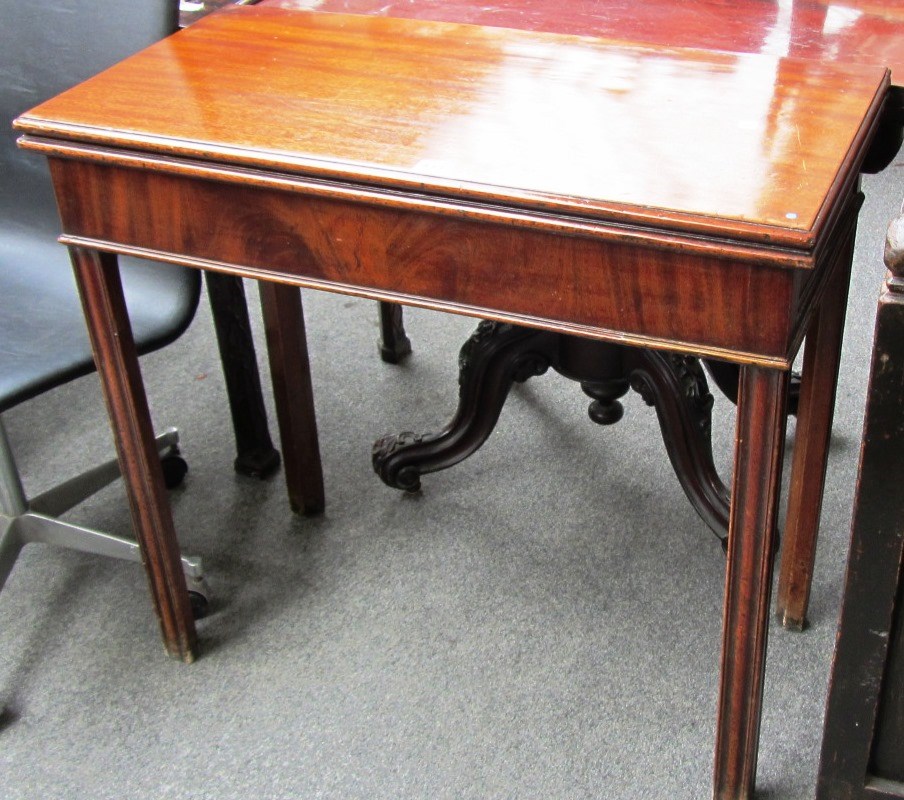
[378,301,412,364]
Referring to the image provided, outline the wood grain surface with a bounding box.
[41,154,820,365]
[15,7,888,247]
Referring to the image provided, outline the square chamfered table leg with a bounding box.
[258,282,325,516]
[714,365,790,800]
[776,213,858,629]
[68,246,198,662]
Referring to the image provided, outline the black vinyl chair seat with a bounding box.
[0,233,200,413]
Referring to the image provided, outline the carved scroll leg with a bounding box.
[204,272,281,478]
[70,247,197,662]
[373,321,556,491]
[377,301,412,364]
[714,366,789,800]
[626,350,730,544]
[259,283,325,515]
[776,211,858,630]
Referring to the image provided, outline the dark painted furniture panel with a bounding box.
[817,206,904,800]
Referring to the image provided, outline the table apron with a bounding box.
[50,157,821,367]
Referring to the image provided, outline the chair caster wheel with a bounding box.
[185,571,210,619]
[161,453,188,489]
[188,590,209,620]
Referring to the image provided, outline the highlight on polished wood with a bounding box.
[179,0,256,28]
[15,6,888,246]
[266,0,904,83]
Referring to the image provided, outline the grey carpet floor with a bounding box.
[0,154,901,799]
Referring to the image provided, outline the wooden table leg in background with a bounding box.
[777,204,860,630]
[714,365,789,800]
[205,272,281,479]
[178,2,281,483]
[69,246,197,662]
[259,283,325,516]
[377,301,412,364]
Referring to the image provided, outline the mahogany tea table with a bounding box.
[13,8,889,798]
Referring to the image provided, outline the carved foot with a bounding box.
[373,321,557,490]
[372,431,439,492]
[628,350,730,544]
[378,301,412,364]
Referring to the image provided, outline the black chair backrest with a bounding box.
[1,0,178,235]
[0,0,201,414]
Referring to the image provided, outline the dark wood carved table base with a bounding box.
[373,325,733,542]
[370,322,808,561]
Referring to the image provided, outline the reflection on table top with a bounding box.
[15,7,887,249]
[262,0,904,85]
[179,0,255,28]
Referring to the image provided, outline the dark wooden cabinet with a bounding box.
[817,203,904,799]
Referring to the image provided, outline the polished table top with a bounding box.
[18,7,886,244]
[14,7,888,370]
